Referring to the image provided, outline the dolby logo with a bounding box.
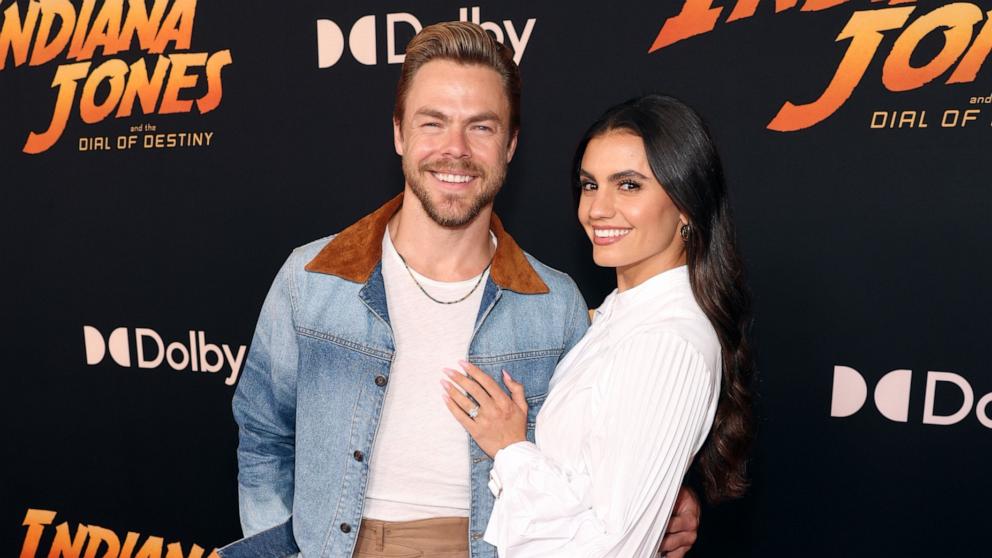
[83,325,245,386]
[830,365,992,428]
[316,6,536,68]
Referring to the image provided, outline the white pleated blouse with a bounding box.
[483,265,721,557]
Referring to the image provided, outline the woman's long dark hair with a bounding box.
[573,94,753,503]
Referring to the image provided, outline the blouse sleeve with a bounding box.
[483,332,718,557]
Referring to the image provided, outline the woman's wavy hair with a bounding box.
[573,94,753,502]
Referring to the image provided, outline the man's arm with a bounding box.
[658,486,700,557]
[232,254,301,536]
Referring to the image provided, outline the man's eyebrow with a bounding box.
[465,111,501,124]
[412,108,501,124]
[413,108,449,121]
[607,170,650,182]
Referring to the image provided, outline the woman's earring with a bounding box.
[680,223,691,242]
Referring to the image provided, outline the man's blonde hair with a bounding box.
[394,21,521,134]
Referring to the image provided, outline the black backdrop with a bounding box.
[3,1,990,556]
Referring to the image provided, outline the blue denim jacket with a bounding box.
[221,195,589,558]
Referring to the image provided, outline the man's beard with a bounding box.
[404,156,506,228]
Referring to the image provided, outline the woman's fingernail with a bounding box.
[442,368,455,378]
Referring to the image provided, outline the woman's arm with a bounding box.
[482,332,717,557]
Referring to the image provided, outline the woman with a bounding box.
[441,94,753,557]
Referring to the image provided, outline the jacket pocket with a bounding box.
[470,350,558,437]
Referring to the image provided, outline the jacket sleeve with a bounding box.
[231,252,301,536]
[483,332,717,557]
[560,278,590,358]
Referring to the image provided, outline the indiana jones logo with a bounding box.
[650,0,992,130]
[0,0,232,154]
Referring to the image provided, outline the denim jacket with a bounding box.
[220,195,590,558]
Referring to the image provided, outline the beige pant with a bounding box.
[352,517,470,558]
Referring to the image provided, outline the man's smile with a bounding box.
[430,171,476,184]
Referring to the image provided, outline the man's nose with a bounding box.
[441,128,470,158]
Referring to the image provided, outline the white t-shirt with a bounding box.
[362,229,493,520]
[484,265,721,557]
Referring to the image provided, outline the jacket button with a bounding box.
[374,375,387,387]
[353,450,364,462]
[340,522,352,534]
[471,531,483,540]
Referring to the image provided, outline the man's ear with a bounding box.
[393,118,404,156]
[506,130,519,162]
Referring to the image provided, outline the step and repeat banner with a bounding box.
[3,1,989,556]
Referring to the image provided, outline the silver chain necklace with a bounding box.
[394,250,492,305]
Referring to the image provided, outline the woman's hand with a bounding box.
[442,360,528,458]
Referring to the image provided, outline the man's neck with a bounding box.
[388,190,495,282]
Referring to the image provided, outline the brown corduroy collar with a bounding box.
[304,194,549,295]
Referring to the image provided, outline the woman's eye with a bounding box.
[580,181,597,191]
[618,181,641,191]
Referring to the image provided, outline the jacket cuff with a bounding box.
[217,518,299,558]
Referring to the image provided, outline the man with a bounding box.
[221,22,699,558]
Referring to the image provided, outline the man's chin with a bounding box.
[407,178,495,227]
[427,206,478,228]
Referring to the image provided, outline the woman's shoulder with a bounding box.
[622,302,721,379]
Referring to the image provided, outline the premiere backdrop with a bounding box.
[3,0,990,556]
